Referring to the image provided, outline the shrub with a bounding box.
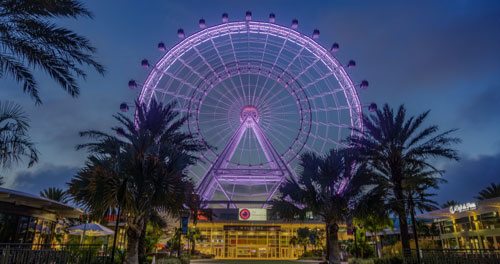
[373,256,403,264]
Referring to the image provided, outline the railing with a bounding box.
[0,243,108,264]
[406,249,500,264]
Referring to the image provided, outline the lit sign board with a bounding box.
[449,202,477,214]
[238,208,267,221]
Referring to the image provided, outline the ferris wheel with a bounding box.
[128,12,372,207]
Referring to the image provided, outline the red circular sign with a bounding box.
[239,209,251,220]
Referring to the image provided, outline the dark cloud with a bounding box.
[460,86,500,126]
[12,164,78,195]
[438,152,500,204]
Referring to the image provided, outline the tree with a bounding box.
[186,227,201,255]
[475,183,500,200]
[40,187,70,203]
[68,100,206,264]
[356,214,393,258]
[0,0,105,104]
[350,104,460,257]
[0,101,38,175]
[271,148,373,264]
[441,200,459,209]
[297,228,311,255]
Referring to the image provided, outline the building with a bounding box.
[418,197,500,250]
[0,187,82,244]
[192,208,351,259]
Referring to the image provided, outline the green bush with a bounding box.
[373,256,403,264]
[349,258,375,264]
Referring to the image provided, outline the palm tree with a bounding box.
[0,0,104,104]
[271,148,373,264]
[475,183,500,200]
[441,200,459,209]
[356,214,393,258]
[186,227,201,255]
[68,100,206,264]
[40,187,70,203]
[0,101,38,172]
[350,104,460,257]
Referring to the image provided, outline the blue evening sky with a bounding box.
[1,0,500,204]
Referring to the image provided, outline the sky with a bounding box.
[1,0,500,205]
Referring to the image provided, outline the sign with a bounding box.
[238,208,267,221]
[224,225,280,231]
[449,202,477,214]
[181,216,189,234]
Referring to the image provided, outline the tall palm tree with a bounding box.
[0,101,38,173]
[350,104,460,257]
[475,183,500,200]
[271,148,373,264]
[0,0,105,104]
[40,187,70,203]
[68,100,206,264]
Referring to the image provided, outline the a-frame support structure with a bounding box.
[196,106,293,207]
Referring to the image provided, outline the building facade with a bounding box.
[0,187,81,245]
[192,208,351,259]
[418,197,500,250]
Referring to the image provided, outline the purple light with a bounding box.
[245,11,252,21]
[312,29,320,39]
[269,13,276,23]
[331,43,340,52]
[347,60,356,68]
[359,80,369,89]
[128,79,138,89]
[222,13,229,23]
[177,28,185,39]
[119,103,129,112]
[199,18,206,29]
[157,42,166,52]
[137,21,364,204]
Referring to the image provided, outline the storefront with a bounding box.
[0,187,82,245]
[192,208,351,259]
[418,197,500,250]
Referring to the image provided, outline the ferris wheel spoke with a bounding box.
[208,37,249,105]
[138,20,363,202]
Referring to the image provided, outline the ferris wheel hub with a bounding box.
[240,105,260,125]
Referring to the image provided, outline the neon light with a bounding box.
[449,202,477,214]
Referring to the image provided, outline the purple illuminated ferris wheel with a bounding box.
[132,12,371,207]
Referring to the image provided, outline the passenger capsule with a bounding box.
[269,13,276,23]
[199,18,206,29]
[312,29,320,39]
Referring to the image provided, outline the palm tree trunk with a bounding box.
[327,223,341,264]
[191,239,196,255]
[138,221,147,263]
[124,218,144,264]
[394,187,411,257]
[125,228,140,264]
[325,223,330,262]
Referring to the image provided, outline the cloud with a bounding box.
[438,152,500,204]
[11,164,78,196]
[460,86,500,126]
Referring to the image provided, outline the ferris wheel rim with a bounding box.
[137,19,363,173]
